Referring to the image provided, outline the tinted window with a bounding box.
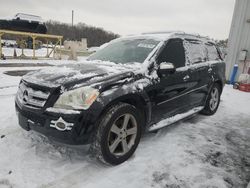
[157,39,185,68]
[206,43,220,61]
[88,38,159,64]
[185,40,207,64]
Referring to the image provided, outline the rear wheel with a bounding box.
[201,83,221,115]
[90,103,142,165]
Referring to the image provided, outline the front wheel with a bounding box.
[90,103,142,165]
[200,83,221,115]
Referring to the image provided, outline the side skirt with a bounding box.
[148,106,204,132]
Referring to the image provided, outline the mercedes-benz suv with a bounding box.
[15,31,225,165]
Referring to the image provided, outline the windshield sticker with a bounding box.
[138,43,156,49]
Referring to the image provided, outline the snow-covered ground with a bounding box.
[1,47,90,61]
[2,47,70,60]
[0,60,250,188]
[2,47,49,57]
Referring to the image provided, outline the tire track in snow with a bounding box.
[0,85,17,89]
[0,129,22,137]
[0,85,18,97]
[0,94,16,97]
[40,162,106,188]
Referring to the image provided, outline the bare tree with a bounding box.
[46,20,119,47]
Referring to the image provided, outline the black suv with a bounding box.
[0,13,47,34]
[15,31,225,165]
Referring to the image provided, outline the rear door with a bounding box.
[205,42,224,81]
[183,39,211,107]
[148,38,194,123]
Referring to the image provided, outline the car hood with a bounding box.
[22,61,143,89]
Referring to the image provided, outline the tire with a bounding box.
[90,103,142,165]
[200,83,221,115]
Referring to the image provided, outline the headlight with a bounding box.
[53,87,99,110]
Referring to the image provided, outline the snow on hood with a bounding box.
[22,60,143,88]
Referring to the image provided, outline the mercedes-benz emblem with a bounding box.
[23,90,29,104]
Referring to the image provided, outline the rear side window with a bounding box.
[184,40,207,64]
[205,43,221,61]
[157,39,185,68]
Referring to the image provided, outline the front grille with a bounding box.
[16,82,50,109]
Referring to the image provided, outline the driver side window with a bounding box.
[157,39,186,68]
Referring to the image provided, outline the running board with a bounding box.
[148,106,204,132]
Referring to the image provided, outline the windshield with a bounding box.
[88,38,159,64]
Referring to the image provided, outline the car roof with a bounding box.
[122,31,215,44]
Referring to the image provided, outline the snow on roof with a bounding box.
[122,31,214,43]
[14,13,43,23]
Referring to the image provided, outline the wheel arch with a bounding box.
[214,79,224,93]
[97,93,151,129]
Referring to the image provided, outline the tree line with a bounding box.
[46,20,119,47]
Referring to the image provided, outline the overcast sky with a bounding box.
[0,0,235,40]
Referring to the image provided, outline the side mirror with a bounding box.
[158,62,175,76]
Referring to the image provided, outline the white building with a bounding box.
[64,38,87,52]
[226,0,250,81]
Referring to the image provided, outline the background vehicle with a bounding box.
[0,13,47,34]
[15,31,225,165]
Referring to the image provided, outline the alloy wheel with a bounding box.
[108,114,138,156]
[209,87,219,111]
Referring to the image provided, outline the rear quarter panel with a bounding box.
[211,61,226,88]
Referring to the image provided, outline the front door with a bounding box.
[147,39,195,124]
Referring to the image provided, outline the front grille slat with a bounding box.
[29,92,49,100]
[17,82,51,109]
[27,98,46,107]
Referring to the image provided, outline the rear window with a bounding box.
[205,43,221,61]
[184,40,207,64]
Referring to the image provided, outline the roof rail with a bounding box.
[141,31,185,35]
[141,31,210,40]
[15,13,41,18]
[174,32,211,40]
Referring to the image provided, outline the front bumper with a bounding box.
[15,103,97,145]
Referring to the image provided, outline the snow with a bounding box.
[149,106,204,131]
[1,40,17,46]
[14,13,43,23]
[0,61,250,188]
[46,107,81,115]
[184,40,207,64]
[1,47,83,61]
[2,47,48,57]
[122,31,214,45]
[23,66,98,87]
[88,47,99,53]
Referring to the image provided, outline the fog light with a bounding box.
[50,117,74,131]
[56,122,66,130]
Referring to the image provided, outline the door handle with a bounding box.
[208,67,213,73]
[183,75,190,81]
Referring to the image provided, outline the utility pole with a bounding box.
[72,10,74,27]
